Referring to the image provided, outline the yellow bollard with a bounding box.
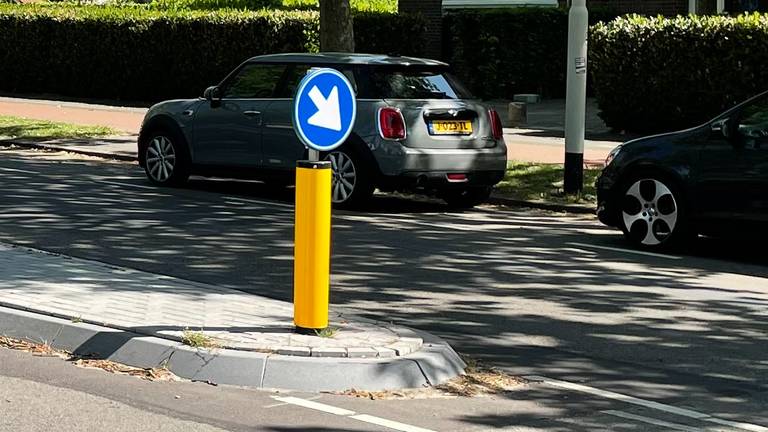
[293,160,332,333]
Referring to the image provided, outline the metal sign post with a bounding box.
[564,0,588,194]
[291,68,357,334]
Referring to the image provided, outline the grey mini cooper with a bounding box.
[138,53,508,208]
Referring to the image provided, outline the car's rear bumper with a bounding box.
[380,169,505,191]
[373,141,507,192]
[373,140,508,176]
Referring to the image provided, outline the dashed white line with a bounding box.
[603,410,705,432]
[350,414,437,432]
[271,396,355,416]
[263,395,323,409]
[98,180,293,209]
[99,180,157,190]
[567,242,683,260]
[0,166,38,174]
[527,376,768,432]
[271,396,437,432]
[225,196,293,209]
[707,418,768,432]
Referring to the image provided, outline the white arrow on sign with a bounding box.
[307,85,342,131]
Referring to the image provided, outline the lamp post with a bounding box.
[564,0,588,194]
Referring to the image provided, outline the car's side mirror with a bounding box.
[203,86,222,105]
[711,118,732,139]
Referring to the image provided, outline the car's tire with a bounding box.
[141,128,190,187]
[323,146,374,209]
[442,186,492,209]
[617,172,693,250]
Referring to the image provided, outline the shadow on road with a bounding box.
[1,150,767,428]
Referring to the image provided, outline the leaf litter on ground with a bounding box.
[333,355,526,400]
[0,335,181,382]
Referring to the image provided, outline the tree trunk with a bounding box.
[320,0,355,52]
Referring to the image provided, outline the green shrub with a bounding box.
[0,3,423,102]
[443,7,620,100]
[590,13,768,133]
[150,0,282,11]
[149,0,396,12]
[355,11,426,57]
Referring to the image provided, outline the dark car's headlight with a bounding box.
[605,144,623,166]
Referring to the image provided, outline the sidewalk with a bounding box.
[0,243,464,391]
[0,96,622,165]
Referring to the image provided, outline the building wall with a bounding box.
[398,0,443,59]
[559,0,688,14]
[560,0,768,13]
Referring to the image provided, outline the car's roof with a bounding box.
[247,53,449,67]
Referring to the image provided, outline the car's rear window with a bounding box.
[362,67,474,100]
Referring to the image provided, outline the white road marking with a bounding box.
[271,396,355,416]
[350,414,437,432]
[271,396,437,432]
[567,242,683,260]
[262,395,324,409]
[707,418,768,432]
[100,180,157,190]
[225,196,293,209]
[603,410,707,432]
[527,376,768,432]
[98,179,293,209]
[0,166,38,174]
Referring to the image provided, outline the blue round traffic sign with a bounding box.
[293,68,357,152]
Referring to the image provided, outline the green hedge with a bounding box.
[590,13,768,133]
[443,7,620,100]
[354,11,426,57]
[148,0,397,13]
[0,4,424,102]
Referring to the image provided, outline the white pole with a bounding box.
[689,0,697,14]
[717,0,725,13]
[564,0,588,194]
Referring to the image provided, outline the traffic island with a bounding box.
[0,243,464,391]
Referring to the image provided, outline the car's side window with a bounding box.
[737,96,768,148]
[277,65,314,99]
[276,65,358,99]
[222,64,285,99]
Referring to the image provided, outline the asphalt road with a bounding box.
[1,148,767,431]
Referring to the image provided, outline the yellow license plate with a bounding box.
[430,120,473,135]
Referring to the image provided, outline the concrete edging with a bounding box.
[0,305,465,392]
[1,140,138,162]
[489,195,595,215]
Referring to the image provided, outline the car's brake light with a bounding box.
[378,107,406,140]
[488,109,503,140]
[447,173,468,182]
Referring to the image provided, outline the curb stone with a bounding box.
[489,195,595,215]
[1,139,137,162]
[0,305,465,392]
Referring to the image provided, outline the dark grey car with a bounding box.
[138,53,508,208]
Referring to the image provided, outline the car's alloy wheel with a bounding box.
[621,178,679,247]
[325,150,357,204]
[146,135,177,183]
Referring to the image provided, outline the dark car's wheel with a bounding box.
[619,174,692,249]
[142,129,190,186]
[442,186,492,209]
[323,147,374,209]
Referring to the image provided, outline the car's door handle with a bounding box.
[243,110,261,118]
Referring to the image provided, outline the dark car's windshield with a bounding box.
[360,66,474,100]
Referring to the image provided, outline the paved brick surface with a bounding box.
[0,243,422,358]
[0,97,146,134]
